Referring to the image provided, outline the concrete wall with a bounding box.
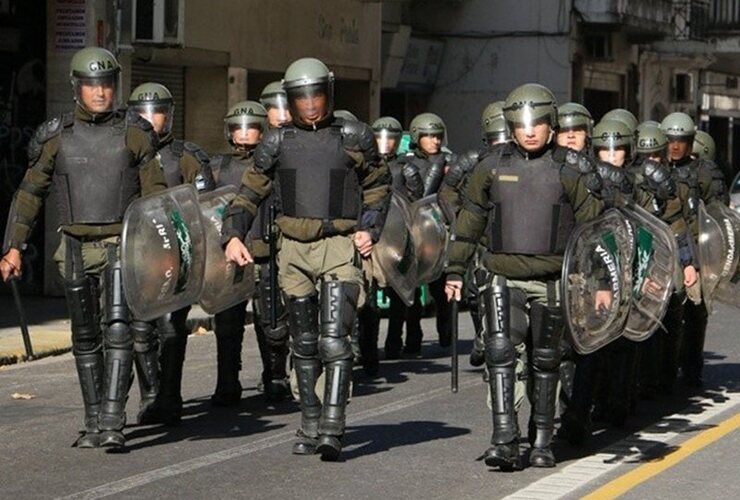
[405,0,572,152]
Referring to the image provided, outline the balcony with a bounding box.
[709,0,740,34]
[575,0,675,41]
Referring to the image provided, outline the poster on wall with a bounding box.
[55,0,87,51]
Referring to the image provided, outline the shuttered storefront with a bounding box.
[130,64,186,139]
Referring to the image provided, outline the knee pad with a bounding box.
[131,320,157,352]
[531,347,560,372]
[319,335,353,362]
[485,333,515,367]
[264,322,289,347]
[288,294,320,358]
[105,320,132,349]
[293,328,319,359]
[65,277,101,354]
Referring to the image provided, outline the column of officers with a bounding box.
[0,46,728,468]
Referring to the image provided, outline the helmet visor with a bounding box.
[375,129,401,155]
[286,82,333,124]
[129,102,174,135]
[72,74,121,113]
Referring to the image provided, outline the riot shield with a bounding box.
[697,200,728,312]
[620,204,679,341]
[707,203,740,310]
[198,187,256,314]
[561,209,633,354]
[122,185,207,321]
[374,192,417,306]
[410,195,449,285]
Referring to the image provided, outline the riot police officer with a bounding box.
[693,130,716,162]
[260,81,292,128]
[602,108,639,135]
[556,102,593,153]
[126,82,215,424]
[400,112,455,352]
[445,84,603,469]
[222,57,391,460]
[0,47,167,448]
[661,112,726,389]
[208,101,271,406]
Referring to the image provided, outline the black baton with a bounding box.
[9,277,34,360]
[268,204,278,330]
[451,298,459,393]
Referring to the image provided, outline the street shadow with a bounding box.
[0,292,69,329]
[338,420,471,461]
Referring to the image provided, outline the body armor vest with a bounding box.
[275,124,361,220]
[54,116,136,224]
[486,148,575,256]
[672,163,700,215]
[213,154,248,189]
[158,141,184,188]
[409,153,446,196]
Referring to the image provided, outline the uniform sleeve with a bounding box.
[126,124,167,195]
[221,165,274,245]
[446,161,493,279]
[4,135,59,252]
[562,168,604,224]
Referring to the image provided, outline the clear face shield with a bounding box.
[375,129,401,155]
[72,73,122,114]
[286,82,333,125]
[129,101,174,135]
[509,108,554,150]
[596,139,630,167]
[265,94,291,127]
[224,116,263,148]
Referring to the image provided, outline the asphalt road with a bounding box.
[1,304,739,500]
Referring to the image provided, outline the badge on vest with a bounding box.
[498,174,519,182]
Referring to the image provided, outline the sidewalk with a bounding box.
[0,294,219,366]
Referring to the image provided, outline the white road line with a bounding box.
[503,388,740,500]
[58,378,479,500]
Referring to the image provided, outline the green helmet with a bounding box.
[409,112,447,147]
[372,116,403,155]
[69,46,122,112]
[224,100,268,143]
[660,112,696,140]
[602,109,638,134]
[503,83,558,138]
[557,102,593,135]
[635,124,668,156]
[693,130,716,161]
[480,101,509,144]
[636,120,660,137]
[592,119,633,156]
[282,57,334,124]
[259,81,290,127]
[127,82,174,135]
[334,110,358,122]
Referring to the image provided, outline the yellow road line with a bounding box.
[582,411,740,499]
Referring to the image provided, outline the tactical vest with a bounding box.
[54,116,136,225]
[486,147,575,256]
[275,124,361,220]
[158,141,185,188]
[672,164,700,215]
[213,154,248,189]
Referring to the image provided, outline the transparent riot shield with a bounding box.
[410,195,449,285]
[374,192,417,306]
[697,200,728,312]
[620,204,679,341]
[122,185,207,321]
[561,209,633,354]
[198,187,256,314]
[707,203,740,311]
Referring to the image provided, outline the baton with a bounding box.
[451,298,459,393]
[9,276,34,360]
[268,203,278,330]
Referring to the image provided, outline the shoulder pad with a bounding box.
[27,114,67,163]
[253,126,283,172]
[182,141,210,165]
[341,120,377,157]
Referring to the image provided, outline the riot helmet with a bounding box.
[127,82,174,135]
[224,100,268,148]
[259,80,291,127]
[334,109,358,122]
[635,124,668,158]
[372,116,403,155]
[693,130,716,161]
[503,83,558,150]
[661,112,696,161]
[557,102,593,151]
[593,119,633,167]
[69,46,122,114]
[409,112,447,155]
[282,57,334,126]
[480,101,509,145]
[602,108,638,135]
